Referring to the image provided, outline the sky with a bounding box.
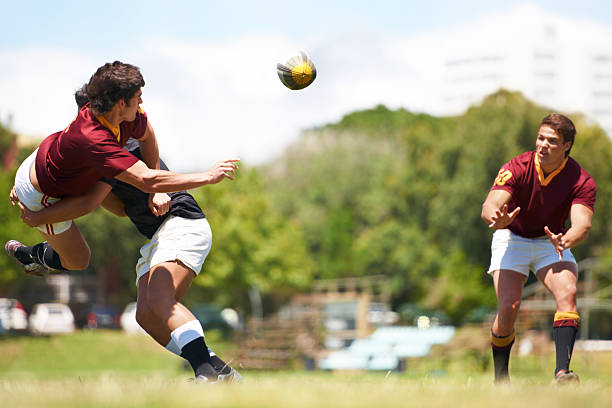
[1,0,612,171]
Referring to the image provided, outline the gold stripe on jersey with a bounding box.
[534,155,568,186]
[95,114,121,143]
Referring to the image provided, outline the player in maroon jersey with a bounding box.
[481,113,596,384]
[6,62,239,382]
[7,61,238,275]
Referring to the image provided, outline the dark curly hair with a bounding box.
[540,113,576,157]
[85,61,145,114]
[74,84,89,110]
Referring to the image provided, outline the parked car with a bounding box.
[0,298,28,332]
[29,303,75,335]
[82,304,120,329]
[120,302,146,334]
[192,303,234,332]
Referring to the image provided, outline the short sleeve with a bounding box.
[573,176,596,211]
[490,159,520,195]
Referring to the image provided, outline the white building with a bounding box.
[435,5,612,136]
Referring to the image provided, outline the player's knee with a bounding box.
[498,299,521,316]
[563,284,577,300]
[62,246,91,270]
[64,255,90,270]
[557,284,577,308]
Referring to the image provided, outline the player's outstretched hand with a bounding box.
[544,226,565,261]
[207,159,240,184]
[149,192,171,217]
[488,204,521,229]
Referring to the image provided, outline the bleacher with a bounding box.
[318,326,455,370]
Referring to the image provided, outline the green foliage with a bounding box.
[186,167,315,312]
[266,90,612,323]
[2,90,611,323]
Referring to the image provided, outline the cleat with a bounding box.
[193,362,220,384]
[217,367,242,384]
[555,370,580,384]
[211,354,242,383]
[5,240,50,277]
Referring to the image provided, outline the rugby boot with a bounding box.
[5,240,50,277]
[193,362,221,384]
[555,369,580,384]
[211,354,242,383]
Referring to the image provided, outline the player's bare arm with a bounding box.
[481,189,521,229]
[138,122,160,170]
[100,191,127,217]
[14,182,112,227]
[545,203,593,259]
[137,123,172,216]
[115,158,240,193]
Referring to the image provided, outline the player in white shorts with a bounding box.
[16,135,240,383]
[482,114,596,384]
[8,83,240,383]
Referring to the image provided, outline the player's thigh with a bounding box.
[492,269,527,305]
[149,260,195,301]
[536,262,578,299]
[40,223,90,262]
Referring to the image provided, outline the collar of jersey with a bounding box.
[94,110,121,142]
[534,153,568,186]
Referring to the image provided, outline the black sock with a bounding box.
[492,341,514,382]
[181,337,212,374]
[29,242,66,270]
[554,326,578,375]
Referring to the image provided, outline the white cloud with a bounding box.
[1,4,611,171]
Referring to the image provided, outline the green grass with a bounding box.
[1,330,612,407]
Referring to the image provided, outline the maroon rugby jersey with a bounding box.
[490,151,596,238]
[35,105,147,197]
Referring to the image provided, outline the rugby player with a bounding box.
[481,113,596,384]
[16,134,240,383]
[7,61,238,276]
[6,62,238,382]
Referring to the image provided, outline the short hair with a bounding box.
[74,84,89,110]
[85,61,144,114]
[539,113,576,156]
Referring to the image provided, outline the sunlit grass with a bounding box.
[1,371,612,408]
[1,330,612,407]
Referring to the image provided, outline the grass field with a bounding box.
[1,330,612,407]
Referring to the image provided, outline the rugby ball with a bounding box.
[277,51,317,90]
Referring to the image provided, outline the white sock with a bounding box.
[165,339,182,356]
[170,319,205,350]
[208,347,216,357]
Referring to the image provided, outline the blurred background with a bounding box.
[1,0,612,377]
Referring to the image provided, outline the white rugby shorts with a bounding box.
[487,229,576,277]
[135,215,212,285]
[14,149,72,235]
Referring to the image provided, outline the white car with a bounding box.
[29,303,75,335]
[120,302,146,334]
[0,298,28,331]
